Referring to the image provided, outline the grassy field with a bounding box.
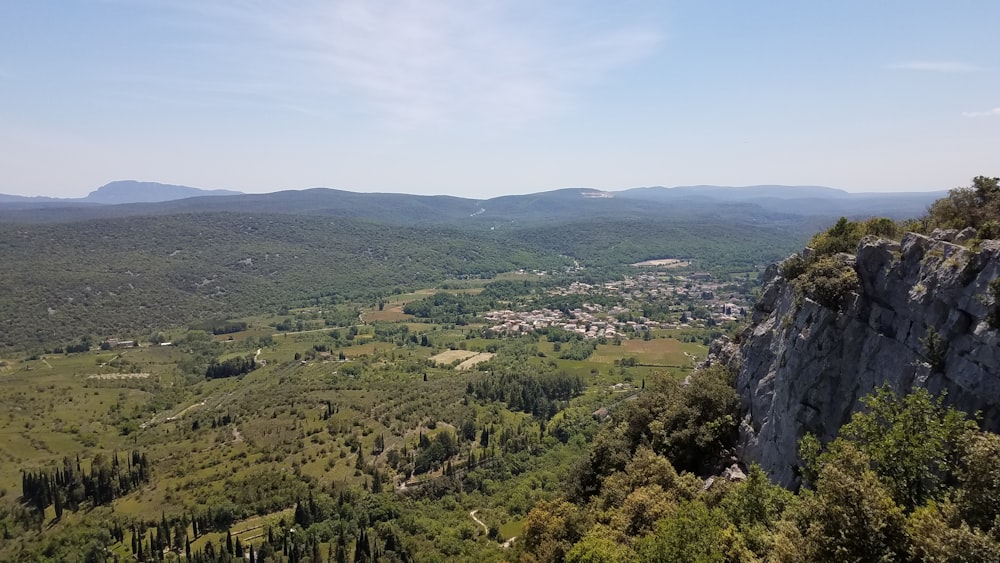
[590,337,705,367]
[430,349,478,365]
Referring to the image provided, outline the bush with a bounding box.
[925,176,1000,232]
[920,328,948,373]
[792,256,859,309]
[861,217,899,238]
[809,217,862,256]
[779,254,807,281]
[977,220,999,241]
[988,278,1000,330]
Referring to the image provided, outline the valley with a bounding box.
[1,178,998,562]
[0,263,736,561]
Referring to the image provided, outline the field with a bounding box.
[589,336,704,368]
[455,352,495,370]
[631,258,690,267]
[430,349,479,365]
[361,304,413,322]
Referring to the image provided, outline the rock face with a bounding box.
[716,233,1000,487]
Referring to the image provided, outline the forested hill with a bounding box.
[0,207,806,350]
[0,182,943,224]
[0,213,568,350]
[0,182,940,350]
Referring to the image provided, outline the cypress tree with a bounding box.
[335,524,348,563]
[53,490,63,519]
[353,527,368,563]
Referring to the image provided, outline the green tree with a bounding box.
[926,176,1000,231]
[774,443,907,563]
[905,501,1000,562]
[953,431,1000,531]
[834,385,974,511]
[565,525,635,563]
[723,464,795,557]
[635,499,728,563]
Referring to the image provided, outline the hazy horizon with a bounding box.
[2,2,996,199]
[0,179,955,201]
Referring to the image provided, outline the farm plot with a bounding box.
[591,338,704,367]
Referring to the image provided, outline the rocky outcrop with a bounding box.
[714,233,1000,487]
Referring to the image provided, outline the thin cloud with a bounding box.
[166,1,663,127]
[885,61,983,72]
[962,107,1000,117]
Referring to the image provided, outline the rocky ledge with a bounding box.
[712,232,1000,487]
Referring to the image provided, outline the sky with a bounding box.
[1,1,997,199]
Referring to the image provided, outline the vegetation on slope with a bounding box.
[0,213,567,351]
[922,175,1000,234]
[519,385,1000,562]
[781,176,1000,310]
[0,270,731,561]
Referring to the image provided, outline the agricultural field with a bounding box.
[0,274,729,561]
[589,335,705,368]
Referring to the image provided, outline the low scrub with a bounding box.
[791,256,859,310]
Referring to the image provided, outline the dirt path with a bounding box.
[469,510,489,533]
[470,510,518,548]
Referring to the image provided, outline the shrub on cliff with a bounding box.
[809,217,862,256]
[989,278,1000,330]
[791,256,859,309]
[925,176,1000,232]
[807,216,901,259]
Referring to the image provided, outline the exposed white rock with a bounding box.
[712,234,1000,487]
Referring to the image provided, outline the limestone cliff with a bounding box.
[715,232,1000,487]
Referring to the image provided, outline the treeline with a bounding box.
[20,451,149,517]
[479,279,545,300]
[546,332,597,361]
[191,320,248,335]
[469,369,583,420]
[403,292,489,324]
[205,355,257,379]
[504,216,807,272]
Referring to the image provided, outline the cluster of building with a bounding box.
[483,272,752,339]
[483,307,626,339]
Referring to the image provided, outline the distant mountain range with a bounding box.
[0,180,947,224]
[0,180,242,205]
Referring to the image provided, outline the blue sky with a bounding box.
[1,1,997,198]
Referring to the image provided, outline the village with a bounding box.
[483,270,752,339]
